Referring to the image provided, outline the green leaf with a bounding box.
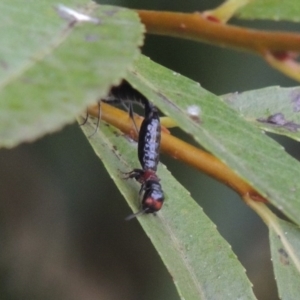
[126,55,300,226]
[80,117,257,300]
[269,218,300,300]
[0,2,143,148]
[238,0,300,22]
[222,86,300,141]
[245,201,300,300]
[0,0,72,84]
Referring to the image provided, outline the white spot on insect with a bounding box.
[186,105,201,123]
[56,4,100,24]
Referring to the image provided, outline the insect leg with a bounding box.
[88,101,101,138]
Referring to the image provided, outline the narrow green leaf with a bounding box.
[245,201,300,300]
[238,0,300,22]
[222,86,300,141]
[126,55,300,225]
[269,218,300,300]
[0,3,143,148]
[80,118,257,300]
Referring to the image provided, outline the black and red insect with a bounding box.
[104,82,165,219]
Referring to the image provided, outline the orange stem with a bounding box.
[88,103,267,203]
[136,10,300,55]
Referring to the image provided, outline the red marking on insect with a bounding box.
[142,170,160,182]
[144,196,164,212]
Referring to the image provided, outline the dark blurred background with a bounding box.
[1,1,300,299]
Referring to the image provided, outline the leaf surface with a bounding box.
[238,0,300,22]
[80,118,257,300]
[0,2,143,147]
[223,86,300,141]
[269,218,300,300]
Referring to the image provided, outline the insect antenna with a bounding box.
[79,109,89,126]
[128,101,139,135]
[125,208,149,221]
